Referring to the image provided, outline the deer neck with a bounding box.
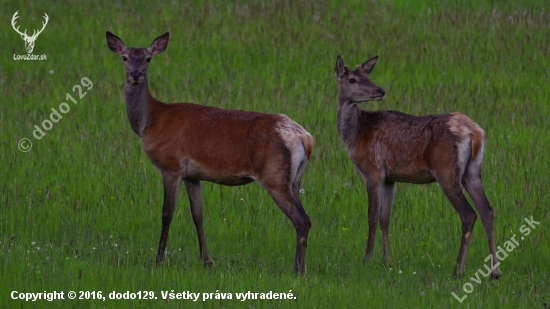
[124,74,159,137]
[336,96,362,147]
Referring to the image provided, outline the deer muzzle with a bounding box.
[130,71,142,84]
[374,88,386,100]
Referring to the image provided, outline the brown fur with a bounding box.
[107,31,314,274]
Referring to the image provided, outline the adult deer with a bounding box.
[334,55,501,278]
[106,31,314,274]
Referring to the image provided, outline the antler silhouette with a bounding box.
[31,13,49,39]
[11,11,28,38]
[11,11,49,53]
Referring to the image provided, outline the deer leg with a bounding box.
[183,179,213,266]
[291,159,308,209]
[436,174,477,277]
[462,169,501,279]
[380,181,396,266]
[363,177,383,263]
[262,182,310,275]
[156,172,182,264]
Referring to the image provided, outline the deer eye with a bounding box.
[146,57,152,63]
[122,56,128,62]
[349,78,356,84]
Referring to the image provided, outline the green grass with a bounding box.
[1,0,549,308]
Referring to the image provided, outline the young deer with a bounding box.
[334,55,501,278]
[106,31,314,274]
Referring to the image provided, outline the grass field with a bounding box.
[1,0,549,308]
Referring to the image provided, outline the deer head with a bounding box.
[11,11,49,54]
[106,31,169,85]
[334,55,385,104]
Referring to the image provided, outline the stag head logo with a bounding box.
[11,11,49,54]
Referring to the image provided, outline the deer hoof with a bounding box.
[203,257,214,267]
[490,270,502,280]
[155,255,165,265]
[363,255,373,265]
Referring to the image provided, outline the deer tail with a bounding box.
[470,124,486,161]
[448,112,487,161]
[300,132,314,160]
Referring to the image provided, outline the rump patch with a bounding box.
[276,115,311,183]
[447,112,487,171]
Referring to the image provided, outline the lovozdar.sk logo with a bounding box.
[11,10,48,60]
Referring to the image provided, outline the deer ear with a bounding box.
[361,55,379,75]
[335,55,346,81]
[106,31,126,54]
[148,32,169,55]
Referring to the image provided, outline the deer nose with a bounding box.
[379,89,386,96]
[130,70,142,81]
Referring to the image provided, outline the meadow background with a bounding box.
[1,0,549,308]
